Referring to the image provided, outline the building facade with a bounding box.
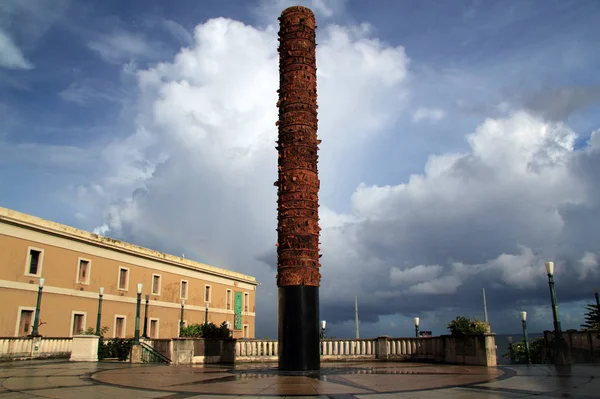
[0,207,257,339]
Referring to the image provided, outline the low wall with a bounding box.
[233,334,497,367]
[543,329,600,364]
[171,338,237,365]
[0,337,72,361]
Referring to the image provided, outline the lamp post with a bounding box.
[507,336,515,364]
[179,299,185,337]
[143,294,150,338]
[321,320,326,339]
[205,303,209,325]
[414,317,420,338]
[96,287,104,335]
[30,278,45,337]
[520,311,531,364]
[545,261,567,365]
[134,283,142,344]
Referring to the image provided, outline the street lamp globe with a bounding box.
[137,283,143,294]
[545,261,554,276]
[414,317,420,327]
[321,320,326,330]
[99,287,104,295]
[39,278,45,288]
[520,311,527,321]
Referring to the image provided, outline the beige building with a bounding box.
[0,206,257,339]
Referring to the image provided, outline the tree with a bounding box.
[580,304,599,330]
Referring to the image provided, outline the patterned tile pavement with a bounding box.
[0,360,598,398]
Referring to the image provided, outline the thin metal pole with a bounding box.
[482,288,489,324]
[415,324,420,338]
[134,292,141,344]
[355,296,359,339]
[143,295,149,338]
[31,286,44,337]
[522,319,531,364]
[179,303,185,337]
[96,294,103,335]
[548,275,563,339]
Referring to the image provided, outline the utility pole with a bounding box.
[355,296,359,339]
[482,288,489,324]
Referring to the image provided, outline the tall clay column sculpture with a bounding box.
[276,6,321,372]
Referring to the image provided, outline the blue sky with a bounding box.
[2,0,600,339]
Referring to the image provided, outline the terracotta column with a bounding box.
[275,5,321,372]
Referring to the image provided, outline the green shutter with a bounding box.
[234,291,243,330]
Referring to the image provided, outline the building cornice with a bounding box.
[0,206,257,286]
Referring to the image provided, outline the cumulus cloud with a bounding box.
[72,12,600,338]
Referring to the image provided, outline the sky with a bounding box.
[1,0,600,339]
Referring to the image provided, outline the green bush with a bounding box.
[98,338,133,361]
[447,316,489,336]
[503,337,545,364]
[180,322,231,339]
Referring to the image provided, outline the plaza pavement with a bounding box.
[0,359,598,398]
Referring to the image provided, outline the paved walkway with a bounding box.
[0,360,599,398]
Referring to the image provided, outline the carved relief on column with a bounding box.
[276,6,321,287]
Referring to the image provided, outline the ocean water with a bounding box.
[495,333,544,364]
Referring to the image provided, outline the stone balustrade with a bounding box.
[235,339,278,362]
[0,337,72,360]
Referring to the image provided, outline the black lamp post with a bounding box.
[96,287,104,335]
[321,320,326,339]
[179,299,185,337]
[520,311,531,364]
[204,303,209,325]
[545,261,567,365]
[414,317,420,338]
[143,294,150,338]
[134,283,142,345]
[30,278,45,337]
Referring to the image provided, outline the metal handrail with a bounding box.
[139,342,171,364]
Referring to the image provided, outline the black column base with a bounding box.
[278,285,320,372]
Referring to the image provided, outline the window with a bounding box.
[180,280,188,299]
[17,309,34,336]
[149,319,159,338]
[204,285,211,303]
[71,312,85,336]
[152,274,161,295]
[243,325,249,338]
[226,289,232,310]
[25,247,43,277]
[76,258,91,284]
[118,267,129,290]
[244,292,249,312]
[114,316,126,338]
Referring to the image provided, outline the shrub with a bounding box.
[447,316,489,336]
[98,338,133,361]
[503,337,545,364]
[180,322,231,339]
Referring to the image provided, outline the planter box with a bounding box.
[70,335,99,362]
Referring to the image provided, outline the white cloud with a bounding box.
[0,30,33,69]
[88,30,159,63]
[412,107,446,122]
[59,79,126,105]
